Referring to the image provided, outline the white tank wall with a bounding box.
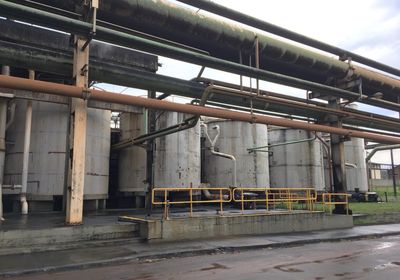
[203,120,269,187]
[268,127,325,190]
[118,112,147,193]
[344,137,368,192]
[154,112,201,188]
[118,111,201,191]
[4,100,110,200]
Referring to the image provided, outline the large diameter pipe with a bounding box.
[26,0,400,97]
[1,1,400,112]
[176,0,400,77]
[0,75,399,145]
[1,41,398,133]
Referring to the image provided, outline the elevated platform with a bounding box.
[0,212,140,254]
[120,210,354,242]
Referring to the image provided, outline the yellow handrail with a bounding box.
[232,188,317,212]
[322,193,349,215]
[152,187,232,219]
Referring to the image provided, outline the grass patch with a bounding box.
[350,201,400,215]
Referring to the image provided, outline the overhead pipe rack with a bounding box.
[0,75,399,145]
[177,0,400,77]
[0,0,400,112]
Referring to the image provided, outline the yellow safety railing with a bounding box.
[232,188,317,213]
[322,193,350,215]
[152,187,232,219]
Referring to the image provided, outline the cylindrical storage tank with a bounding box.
[154,112,201,188]
[118,112,147,193]
[344,137,368,192]
[4,100,110,211]
[268,127,325,190]
[203,119,269,187]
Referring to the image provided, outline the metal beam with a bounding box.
[0,75,399,144]
[0,1,399,111]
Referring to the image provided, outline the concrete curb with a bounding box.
[1,230,400,278]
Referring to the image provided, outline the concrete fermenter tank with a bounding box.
[4,100,111,211]
[344,137,368,192]
[268,127,325,190]
[118,111,201,195]
[118,112,147,194]
[202,119,269,188]
[153,111,201,188]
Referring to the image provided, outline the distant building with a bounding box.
[369,162,399,187]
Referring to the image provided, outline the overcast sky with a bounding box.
[106,0,400,164]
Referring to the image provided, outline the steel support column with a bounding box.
[145,91,156,216]
[391,149,397,197]
[328,99,350,214]
[65,37,89,225]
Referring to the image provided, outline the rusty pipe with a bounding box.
[0,75,399,144]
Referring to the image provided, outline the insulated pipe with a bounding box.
[20,70,34,215]
[0,75,400,144]
[5,102,16,131]
[315,133,333,193]
[1,38,398,131]
[22,0,400,97]
[345,163,357,168]
[0,1,400,111]
[365,145,400,162]
[176,0,400,77]
[248,132,317,152]
[201,123,237,188]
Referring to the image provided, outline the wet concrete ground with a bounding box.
[2,224,400,277]
[8,235,400,280]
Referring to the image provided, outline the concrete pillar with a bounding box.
[65,37,89,225]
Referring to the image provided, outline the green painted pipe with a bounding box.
[0,0,399,112]
[25,0,400,100]
[177,0,400,77]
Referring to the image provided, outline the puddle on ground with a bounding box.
[363,261,400,273]
[374,242,395,250]
[274,264,304,273]
[200,263,229,271]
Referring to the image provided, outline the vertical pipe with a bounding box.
[0,66,10,220]
[20,70,34,214]
[255,36,260,95]
[0,66,9,221]
[391,149,397,197]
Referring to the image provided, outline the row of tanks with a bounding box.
[118,111,369,195]
[3,105,368,211]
